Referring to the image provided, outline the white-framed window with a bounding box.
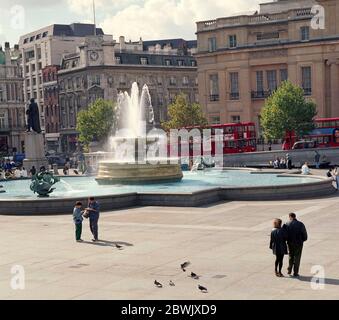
[300,26,310,41]
[231,115,241,123]
[301,66,312,95]
[208,37,217,52]
[229,35,237,48]
[140,57,148,65]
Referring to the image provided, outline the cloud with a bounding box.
[99,0,263,40]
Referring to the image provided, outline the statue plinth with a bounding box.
[23,132,49,170]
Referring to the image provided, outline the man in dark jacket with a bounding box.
[285,213,308,277]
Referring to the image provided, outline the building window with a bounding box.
[191,60,196,67]
[209,74,219,101]
[23,38,29,44]
[280,69,288,82]
[169,76,177,86]
[266,70,277,92]
[300,26,310,41]
[36,34,41,40]
[157,76,162,86]
[229,35,237,48]
[30,36,35,42]
[182,76,189,86]
[42,31,48,38]
[178,60,184,66]
[115,56,121,64]
[165,59,171,66]
[229,72,239,100]
[256,71,264,93]
[208,37,217,52]
[210,116,220,125]
[302,66,312,96]
[231,115,241,123]
[140,57,148,65]
[25,66,29,73]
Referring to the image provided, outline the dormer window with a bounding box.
[115,56,121,64]
[178,60,184,66]
[165,59,171,66]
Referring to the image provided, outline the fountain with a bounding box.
[95,82,183,185]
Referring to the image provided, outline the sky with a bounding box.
[0,0,269,46]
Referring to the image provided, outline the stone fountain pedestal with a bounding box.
[23,132,49,170]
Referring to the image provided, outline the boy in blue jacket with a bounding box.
[73,201,84,242]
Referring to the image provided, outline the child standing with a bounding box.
[73,201,84,242]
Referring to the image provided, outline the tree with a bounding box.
[260,80,317,142]
[162,93,208,130]
[77,99,118,151]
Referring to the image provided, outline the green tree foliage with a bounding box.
[77,99,118,151]
[162,93,208,130]
[260,81,317,140]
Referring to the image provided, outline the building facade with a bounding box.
[42,65,60,152]
[58,36,198,153]
[196,0,339,135]
[0,43,25,155]
[18,23,106,130]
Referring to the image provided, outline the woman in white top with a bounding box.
[20,168,28,178]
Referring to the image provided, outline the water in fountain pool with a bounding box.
[0,171,317,200]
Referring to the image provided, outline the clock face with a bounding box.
[89,51,99,61]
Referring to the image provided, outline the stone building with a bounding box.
[42,65,60,152]
[0,43,25,155]
[196,0,339,134]
[18,23,106,130]
[58,36,198,153]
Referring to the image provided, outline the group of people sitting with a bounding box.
[272,154,292,169]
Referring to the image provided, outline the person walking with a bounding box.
[286,154,292,170]
[86,197,100,242]
[270,219,288,277]
[73,201,84,242]
[314,151,321,169]
[284,213,308,277]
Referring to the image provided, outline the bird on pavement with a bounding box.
[190,272,199,280]
[154,280,163,288]
[73,170,79,175]
[181,261,191,272]
[198,285,208,293]
[115,244,123,250]
[169,280,175,287]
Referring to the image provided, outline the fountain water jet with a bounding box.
[96,82,183,185]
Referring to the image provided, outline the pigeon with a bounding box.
[169,280,175,287]
[198,285,208,293]
[115,244,123,250]
[190,272,200,280]
[73,170,79,175]
[181,261,191,272]
[154,280,163,288]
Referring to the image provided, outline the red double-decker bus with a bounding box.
[283,117,339,150]
[170,122,257,157]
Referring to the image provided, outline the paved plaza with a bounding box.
[1,194,339,300]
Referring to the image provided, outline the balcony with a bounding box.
[229,92,240,100]
[251,90,271,100]
[209,94,219,102]
[303,88,312,96]
[0,125,26,132]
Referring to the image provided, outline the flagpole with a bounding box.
[93,0,97,36]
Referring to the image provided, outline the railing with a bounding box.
[303,88,312,96]
[197,8,314,32]
[251,90,271,100]
[0,125,26,132]
[229,92,240,100]
[209,94,219,102]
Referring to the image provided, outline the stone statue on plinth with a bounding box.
[26,98,42,134]
[23,98,48,171]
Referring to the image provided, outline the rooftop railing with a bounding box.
[197,8,313,32]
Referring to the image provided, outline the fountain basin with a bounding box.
[96,161,183,184]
